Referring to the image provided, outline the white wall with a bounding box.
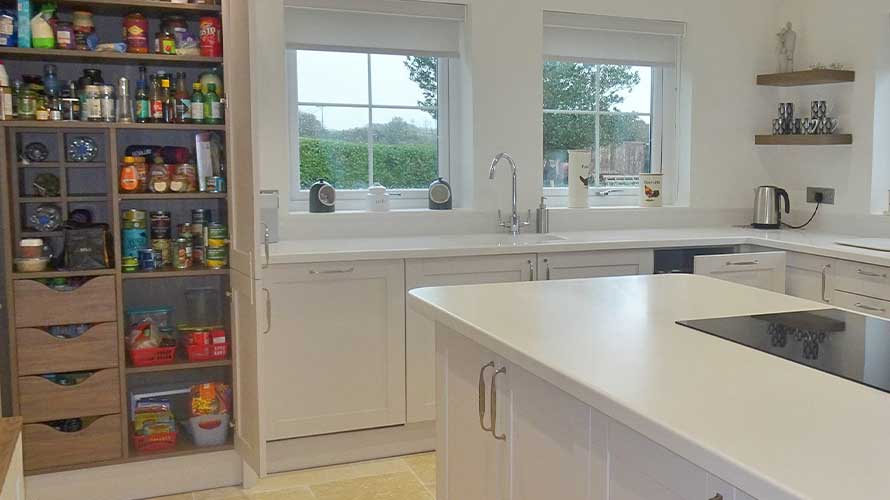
[252,0,780,239]
[763,0,890,233]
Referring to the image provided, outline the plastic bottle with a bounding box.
[174,72,190,123]
[116,77,132,123]
[162,78,175,123]
[189,82,204,124]
[149,75,163,123]
[134,79,149,123]
[203,83,221,124]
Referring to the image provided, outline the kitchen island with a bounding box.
[409,274,890,500]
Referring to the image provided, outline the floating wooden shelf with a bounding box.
[126,358,232,374]
[122,266,229,279]
[11,268,116,280]
[5,121,226,131]
[120,192,228,200]
[0,47,222,66]
[57,0,221,16]
[756,69,855,87]
[755,134,853,145]
[19,231,64,238]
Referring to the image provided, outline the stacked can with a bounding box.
[149,211,172,265]
[190,208,210,265]
[205,222,228,269]
[121,209,148,260]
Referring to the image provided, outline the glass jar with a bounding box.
[149,162,171,193]
[99,84,115,122]
[82,84,102,121]
[17,88,37,120]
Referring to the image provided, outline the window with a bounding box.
[542,12,684,205]
[284,0,465,210]
[543,62,657,195]
[291,50,447,194]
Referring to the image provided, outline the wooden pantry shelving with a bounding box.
[756,69,856,87]
[0,0,240,477]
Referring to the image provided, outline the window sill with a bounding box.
[287,207,482,217]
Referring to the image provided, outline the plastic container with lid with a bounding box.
[18,238,43,258]
[82,84,102,121]
[14,257,49,272]
[125,306,173,329]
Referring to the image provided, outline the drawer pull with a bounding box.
[309,267,355,275]
[857,268,888,279]
[855,303,886,313]
[725,260,759,266]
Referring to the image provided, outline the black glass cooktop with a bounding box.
[678,308,890,394]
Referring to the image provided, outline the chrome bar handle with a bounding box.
[309,267,355,275]
[855,303,886,313]
[725,260,759,266]
[490,366,507,440]
[821,264,831,302]
[262,288,272,334]
[262,223,271,269]
[527,259,535,281]
[857,268,887,279]
[478,361,495,432]
[543,258,551,280]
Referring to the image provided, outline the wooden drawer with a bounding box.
[835,260,890,301]
[834,290,890,319]
[14,276,116,328]
[23,414,121,471]
[16,323,119,375]
[18,369,120,423]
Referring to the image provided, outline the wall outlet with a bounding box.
[806,187,835,205]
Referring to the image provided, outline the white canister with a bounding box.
[639,173,663,207]
[567,150,591,208]
[367,184,391,212]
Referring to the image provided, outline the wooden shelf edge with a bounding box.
[11,268,116,280]
[126,358,232,374]
[122,267,229,279]
[3,121,225,131]
[119,192,228,200]
[0,47,222,66]
[756,69,855,87]
[57,0,221,14]
[754,134,853,145]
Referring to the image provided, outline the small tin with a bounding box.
[149,210,172,239]
[205,176,225,193]
[122,256,139,273]
[205,245,228,269]
[172,237,192,269]
[151,238,171,265]
[137,248,162,271]
[122,208,147,226]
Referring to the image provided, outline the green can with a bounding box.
[207,222,227,240]
[205,245,228,269]
[122,256,139,273]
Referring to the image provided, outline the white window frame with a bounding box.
[287,48,452,211]
[542,61,678,207]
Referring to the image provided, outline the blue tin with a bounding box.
[122,227,148,258]
[137,248,162,271]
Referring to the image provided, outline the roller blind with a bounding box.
[284,0,465,57]
[543,11,685,66]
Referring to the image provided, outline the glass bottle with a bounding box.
[100,84,115,122]
[48,96,62,121]
[189,82,204,124]
[134,79,149,123]
[43,64,60,98]
[174,72,189,123]
[203,83,221,124]
[116,77,132,123]
[17,87,37,120]
[149,75,163,123]
[11,79,21,118]
[162,78,175,123]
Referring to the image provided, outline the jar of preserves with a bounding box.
[55,21,75,49]
[149,162,170,193]
[123,12,149,54]
[119,156,139,192]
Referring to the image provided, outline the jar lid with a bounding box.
[19,238,43,247]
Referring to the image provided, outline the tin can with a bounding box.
[122,208,147,225]
[199,16,222,57]
[137,248,162,271]
[149,210,172,239]
[191,208,210,246]
[192,245,205,265]
[122,227,148,258]
[205,176,225,193]
[122,256,139,273]
[205,246,227,269]
[151,238,171,265]
[207,222,227,240]
[172,237,192,269]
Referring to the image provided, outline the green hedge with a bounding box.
[300,138,438,190]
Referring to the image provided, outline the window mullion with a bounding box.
[593,66,601,188]
[367,53,374,186]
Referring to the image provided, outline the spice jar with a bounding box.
[123,12,149,54]
[55,21,75,49]
[17,88,37,120]
[157,30,176,55]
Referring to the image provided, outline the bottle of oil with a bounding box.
[149,75,163,123]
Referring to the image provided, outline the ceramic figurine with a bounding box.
[776,22,797,73]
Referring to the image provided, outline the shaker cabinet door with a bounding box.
[263,260,406,440]
[538,250,654,281]
[694,251,787,293]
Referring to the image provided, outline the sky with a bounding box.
[294,50,653,131]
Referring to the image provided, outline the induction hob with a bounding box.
[677,308,890,394]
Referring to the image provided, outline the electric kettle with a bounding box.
[753,186,790,229]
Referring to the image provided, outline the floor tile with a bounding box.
[246,486,316,500]
[403,453,436,485]
[254,464,362,490]
[349,456,411,477]
[192,486,249,500]
[311,472,432,500]
[146,495,194,500]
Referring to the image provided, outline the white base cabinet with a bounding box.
[262,260,406,440]
[785,252,833,303]
[538,250,653,281]
[436,324,756,500]
[694,251,786,293]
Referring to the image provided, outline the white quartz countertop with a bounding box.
[267,227,890,266]
[408,275,890,500]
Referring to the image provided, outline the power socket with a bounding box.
[806,187,835,205]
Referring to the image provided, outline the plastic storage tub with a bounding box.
[126,306,173,328]
[187,413,229,447]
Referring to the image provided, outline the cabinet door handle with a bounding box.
[709,495,723,500]
[478,361,495,432]
[857,268,887,279]
[725,260,759,266]
[527,259,535,281]
[309,267,355,275]
[262,288,272,334]
[855,303,886,313]
[490,366,507,441]
[543,258,551,280]
[821,264,831,302]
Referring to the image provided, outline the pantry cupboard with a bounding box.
[0,0,263,482]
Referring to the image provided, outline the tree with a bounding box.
[404,56,438,119]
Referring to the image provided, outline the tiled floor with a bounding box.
[148,452,437,500]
